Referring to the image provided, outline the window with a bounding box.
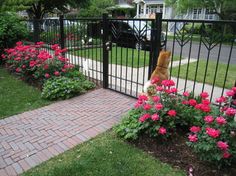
[193,8,202,19]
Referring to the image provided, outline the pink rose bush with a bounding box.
[2,41,74,84]
[115,77,236,167]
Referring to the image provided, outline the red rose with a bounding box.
[190,126,201,133]
[183,91,190,97]
[225,108,236,116]
[143,104,152,110]
[223,152,231,159]
[168,110,176,117]
[45,73,50,78]
[189,99,197,106]
[216,116,227,125]
[54,71,60,76]
[215,96,226,103]
[200,92,209,99]
[152,96,160,102]
[217,141,228,150]
[226,90,235,97]
[188,134,198,142]
[151,76,159,84]
[151,114,159,121]
[155,103,163,110]
[158,127,166,135]
[204,115,214,124]
[206,127,220,138]
[139,113,151,122]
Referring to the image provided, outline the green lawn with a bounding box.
[22,132,185,176]
[71,47,179,68]
[0,68,50,119]
[171,60,236,89]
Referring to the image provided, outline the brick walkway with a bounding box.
[0,89,136,176]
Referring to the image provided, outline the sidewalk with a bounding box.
[0,89,136,175]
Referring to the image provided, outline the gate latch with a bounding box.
[106,41,112,51]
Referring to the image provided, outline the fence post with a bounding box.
[148,12,163,79]
[102,13,109,88]
[33,18,40,43]
[59,15,65,50]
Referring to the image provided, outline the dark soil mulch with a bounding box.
[129,132,236,176]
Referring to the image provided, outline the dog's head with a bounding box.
[157,50,171,68]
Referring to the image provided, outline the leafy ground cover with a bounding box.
[71,47,180,67]
[0,68,50,119]
[22,132,185,176]
[171,60,236,89]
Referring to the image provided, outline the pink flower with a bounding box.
[182,100,189,105]
[45,73,50,78]
[151,76,159,84]
[143,104,152,110]
[183,91,190,97]
[152,96,160,102]
[138,95,148,101]
[151,114,159,121]
[139,113,151,122]
[232,87,236,93]
[36,41,44,45]
[189,99,197,106]
[156,86,163,91]
[202,99,210,105]
[190,126,201,133]
[188,134,198,142]
[21,65,26,69]
[226,90,235,97]
[200,92,209,99]
[43,64,49,70]
[158,127,166,135]
[15,67,21,72]
[29,60,37,67]
[54,71,60,76]
[217,141,229,150]
[206,127,220,138]
[225,108,236,116]
[204,115,214,124]
[169,88,178,93]
[223,152,231,159]
[155,103,163,110]
[216,96,226,103]
[16,41,23,46]
[168,110,176,117]
[1,54,6,59]
[216,116,227,125]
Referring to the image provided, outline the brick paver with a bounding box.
[0,89,136,175]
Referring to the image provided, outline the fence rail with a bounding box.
[23,14,236,101]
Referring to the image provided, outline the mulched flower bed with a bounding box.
[129,132,236,176]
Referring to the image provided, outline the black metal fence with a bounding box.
[24,14,236,101]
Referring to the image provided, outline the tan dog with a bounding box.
[143,50,171,93]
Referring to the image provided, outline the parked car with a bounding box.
[109,20,166,50]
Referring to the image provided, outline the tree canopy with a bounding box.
[1,0,87,19]
[77,0,115,17]
[165,0,236,20]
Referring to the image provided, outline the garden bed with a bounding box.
[130,132,236,176]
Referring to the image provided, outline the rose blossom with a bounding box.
[190,126,201,133]
[45,73,50,78]
[223,152,231,159]
[206,127,220,138]
[152,96,160,102]
[21,65,26,69]
[54,71,60,76]
[232,87,236,93]
[151,114,159,121]
[216,116,227,125]
[158,127,167,135]
[15,68,21,72]
[156,86,163,91]
[202,99,210,105]
[182,100,189,105]
[155,103,163,110]
[216,96,226,103]
[183,91,190,97]
[204,115,214,124]
[189,99,197,106]
[200,92,209,99]
[226,90,235,97]
[143,104,152,110]
[188,134,198,142]
[217,141,229,150]
[225,108,236,116]
[151,77,159,84]
[168,110,176,117]
[138,95,148,101]
[139,114,151,122]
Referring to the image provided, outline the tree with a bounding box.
[1,0,87,19]
[78,0,115,17]
[165,0,236,20]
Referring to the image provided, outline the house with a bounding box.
[108,0,135,18]
[133,0,219,20]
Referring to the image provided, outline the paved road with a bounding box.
[166,40,236,64]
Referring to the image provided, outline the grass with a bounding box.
[22,132,185,176]
[171,60,236,89]
[71,47,180,68]
[0,68,50,119]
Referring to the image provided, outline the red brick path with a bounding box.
[0,89,136,175]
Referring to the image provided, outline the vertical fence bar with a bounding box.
[33,18,40,43]
[148,12,162,79]
[59,15,65,50]
[102,14,109,88]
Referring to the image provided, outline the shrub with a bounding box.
[2,42,74,84]
[0,12,27,63]
[187,88,236,167]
